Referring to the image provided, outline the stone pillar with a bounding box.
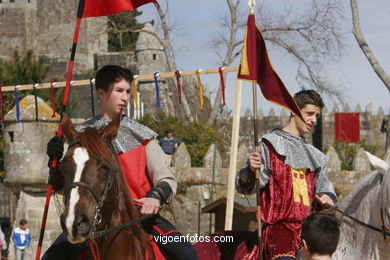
[353,148,371,172]
[171,143,191,168]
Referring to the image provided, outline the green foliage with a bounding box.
[108,11,145,52]
[331,140,378,170]
[0,50,49,112]
[138,113,221,167]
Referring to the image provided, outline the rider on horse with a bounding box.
[44,65,197,260]
[236,90,337,260]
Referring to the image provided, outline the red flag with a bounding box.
[238,14,305,122]
[80,0,157,18]
[335,113,360,143]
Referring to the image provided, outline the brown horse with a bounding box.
[59,114,158,260]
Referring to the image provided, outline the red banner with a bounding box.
[80,0,157,18]
[237,14,304,122]
[335,113,360,143]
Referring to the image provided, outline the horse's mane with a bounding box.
[78,127,116,163]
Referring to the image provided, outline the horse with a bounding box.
[194,152,390,260]
[58,114,160,260]
[332,152,390,260]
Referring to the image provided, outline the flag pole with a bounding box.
[35,1,84,258]
[224,78,242,230]
[252,82,262,259]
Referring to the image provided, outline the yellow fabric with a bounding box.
[239,26,250,75]
[131,78,138,110]
[195,71,204,109]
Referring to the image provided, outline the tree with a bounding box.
[350,0,390,151]
[137,113,222,166]
[108,10,145,52]
[0,50,49,112]
[208,0,347,125]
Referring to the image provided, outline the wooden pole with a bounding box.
[224,78,242,230]
[0,67,239,92]
[252,82,262,259]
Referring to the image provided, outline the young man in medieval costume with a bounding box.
[236,90,336,260]
[43,65,197,260]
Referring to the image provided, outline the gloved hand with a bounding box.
[47,136,64,167]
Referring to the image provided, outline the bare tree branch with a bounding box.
[155,2,194,121]
[207,0,347,125]
[350,0,390,92]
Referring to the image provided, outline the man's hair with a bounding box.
[166,129,173,134]
[301,213,340,256]
[19,219,27,226]
[294,90,324,109]
[95,65,133,92]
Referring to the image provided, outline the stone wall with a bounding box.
[217,104,389,167]
[0,0,107,74]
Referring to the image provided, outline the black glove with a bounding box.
[48,166,65,191]
[145,181,172,205]
[47,136,64,166]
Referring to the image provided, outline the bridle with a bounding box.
[332,172,390,239]
[63,140,153,240]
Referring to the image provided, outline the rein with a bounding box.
[91,214,154,238]
[331,205,390,238]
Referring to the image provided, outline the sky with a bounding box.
[136,0,390,116]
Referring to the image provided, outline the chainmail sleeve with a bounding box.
[235,140,271,194]
[315,165,337,202]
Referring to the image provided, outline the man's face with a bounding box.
[98,79,131,118]
[20,224,27,230]
[167,132,173,138]
[294,104,321,135]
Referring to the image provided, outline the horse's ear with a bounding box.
[60,112,78,143]
[366,151,389,174]
[102,114,121,141]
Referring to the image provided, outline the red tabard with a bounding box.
[117,143,152,200]
[260,140,317,259]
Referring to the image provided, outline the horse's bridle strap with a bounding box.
[68,182,100,202]
[92,214,155,238]
[332,205,390,238]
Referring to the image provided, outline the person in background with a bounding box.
[301,213,340,260]
[0,225,7,257]
[159,129,183,155]
[11,219,31,260]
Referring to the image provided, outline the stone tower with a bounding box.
[135,23,211,119]
[135,23,176,116]
[0,0,107,77]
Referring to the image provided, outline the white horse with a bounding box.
[333,152,390,260]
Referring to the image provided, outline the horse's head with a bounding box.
[59,113,121,243]
[366,152,390,230]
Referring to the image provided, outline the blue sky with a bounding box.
[137,0,390,116]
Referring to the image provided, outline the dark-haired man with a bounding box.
[236,90,337,259]
[301,214,340,260]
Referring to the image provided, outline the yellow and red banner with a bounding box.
[238,14,304,121]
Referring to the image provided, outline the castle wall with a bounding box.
[0,0,107,73]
